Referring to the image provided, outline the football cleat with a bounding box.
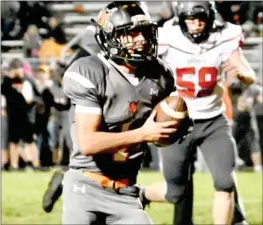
[42,170,64,213]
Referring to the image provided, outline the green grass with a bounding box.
[2,170,262,224]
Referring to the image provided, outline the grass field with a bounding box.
[2,170,262,224]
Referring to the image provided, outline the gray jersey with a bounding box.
[63,54,175,183]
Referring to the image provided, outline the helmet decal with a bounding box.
[97,8,117,33]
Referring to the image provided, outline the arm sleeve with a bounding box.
[221,25,244,62]
[63,57,104,114]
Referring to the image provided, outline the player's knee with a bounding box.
[165,184,186,204]
[214,174,235,192]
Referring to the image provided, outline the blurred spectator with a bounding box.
[233,84,262,172]
[2,2,51,40]
[1,1,21,40]
[246,2,263,37]
[39,39,67,60]
[222,82,246,168]
[47,80,71,166]
[215,1,249,25]
[1,1,20,19]
[46,17,67,44]
[38,17,68,60]
[23,60,34,78]
[1,95,9,170]
[34,64,55,166]
[215,1,263,37]
[37,16,67,60]
[35,64,71,166]
[1,58,40,170]
[23,25,42,58]
[16,2,52,38]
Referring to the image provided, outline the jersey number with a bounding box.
[176,67,218,98]
[113,121,132,162]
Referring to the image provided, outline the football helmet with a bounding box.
[176,1,216,43]
[93,1,158,64]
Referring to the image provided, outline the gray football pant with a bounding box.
[161,114,236,204]
[62,169,152,225]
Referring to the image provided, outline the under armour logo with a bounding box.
[149,88,158,96]
[73,184,86,194]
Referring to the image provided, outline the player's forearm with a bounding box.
[223,49,256,86]
[237,51,256,86]
[78,129,144,155]
[237,71,255,86]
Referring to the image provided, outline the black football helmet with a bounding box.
[176,1,216,44]
[93,1,158,64]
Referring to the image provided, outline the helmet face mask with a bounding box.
[94,2,158,65]
[177,2,215,44]
[113,23,158,61]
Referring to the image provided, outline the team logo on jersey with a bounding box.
[129,101,138,114]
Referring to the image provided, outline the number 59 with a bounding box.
[176,67,218,98]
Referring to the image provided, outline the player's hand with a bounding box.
[139,110,177,143]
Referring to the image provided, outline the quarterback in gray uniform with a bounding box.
[62,2,177,224]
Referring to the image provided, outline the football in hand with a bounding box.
[154,92,188,146]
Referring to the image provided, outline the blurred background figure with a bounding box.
[215,1,263,37]
[1,1,21,41]
[1,58,40,170]
[46,16,67,45]
[23,25,42,58]
[234,83,263,172]
[1,94,9,170]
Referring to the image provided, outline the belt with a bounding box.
[82,171,129,191]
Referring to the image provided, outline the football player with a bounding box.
[141,2,255,225]
[61,1,178,224]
